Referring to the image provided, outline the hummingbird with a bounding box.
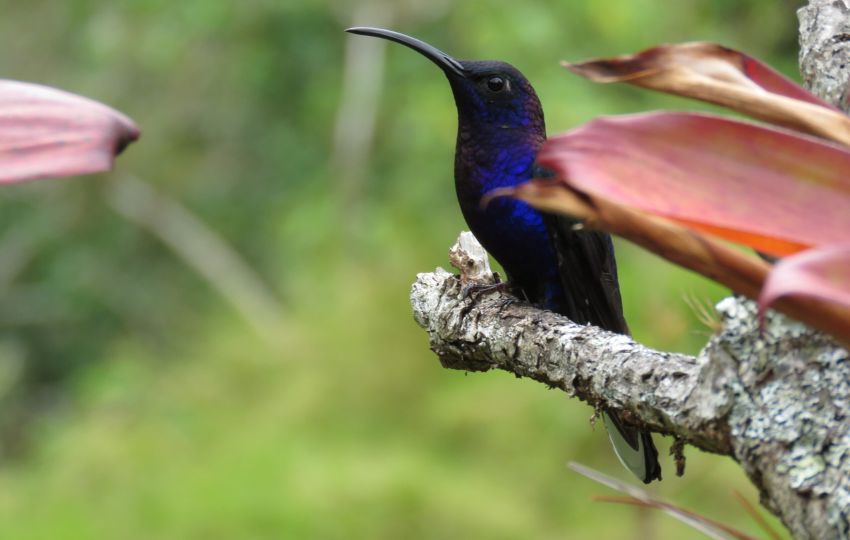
[347,27,661,483]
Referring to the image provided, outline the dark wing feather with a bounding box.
[543,209,662,483]
[545,214,630,335]
[532,165,659,483]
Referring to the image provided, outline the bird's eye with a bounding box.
[486,76,506,92]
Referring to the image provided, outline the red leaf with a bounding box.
[566,42,836,110]
[0,80,140,184]
[759,244,850,316]
[536,112,850,256]
[564,42,850,146]
[736,53,838,110]
[505,180,850,346]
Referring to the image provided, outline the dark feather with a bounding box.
[546,215,630,334]
[544,209,662,483]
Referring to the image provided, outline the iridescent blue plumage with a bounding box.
[441,60,561,310]
[347,26,661,484]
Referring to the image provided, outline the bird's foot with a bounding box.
[460,272,517,307]
[461,275,513,301]
[459,275,519,317]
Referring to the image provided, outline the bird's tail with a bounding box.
[602,411,661,483]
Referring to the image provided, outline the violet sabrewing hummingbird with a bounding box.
[346,27,661,483]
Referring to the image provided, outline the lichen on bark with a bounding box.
[411,233,849,539]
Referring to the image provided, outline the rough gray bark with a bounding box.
[799,0,850,113]
[411,233,849,540]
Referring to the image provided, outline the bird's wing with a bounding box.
[545,214,630,335]
[545,214,662,483]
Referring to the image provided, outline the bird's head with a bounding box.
[346,27,544,132]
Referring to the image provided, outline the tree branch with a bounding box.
[411,232,849,540]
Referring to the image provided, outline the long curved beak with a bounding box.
[345,27,467,78]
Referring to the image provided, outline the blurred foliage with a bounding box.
[0,0,798,537]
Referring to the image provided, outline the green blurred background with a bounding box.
[0,0,800,538]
